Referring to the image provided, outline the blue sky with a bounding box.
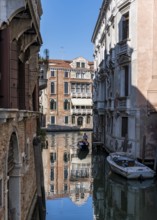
[40,0,102,61]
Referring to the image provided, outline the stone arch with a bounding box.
[6,131,21,220]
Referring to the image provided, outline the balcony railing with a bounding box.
[71,92,92,98]
[71,109,92,115]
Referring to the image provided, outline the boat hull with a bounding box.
[107,154,155,179]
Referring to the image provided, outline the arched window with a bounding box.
[77,117,83,126]
[64,99,70,110]
[50,99,56,110]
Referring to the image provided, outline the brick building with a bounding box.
[0,1,45,219]
[40,57,94,131]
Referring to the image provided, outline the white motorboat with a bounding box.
[106,152,156,179]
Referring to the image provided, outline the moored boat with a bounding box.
[106,152,156,180]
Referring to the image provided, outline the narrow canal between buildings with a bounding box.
[42,131,157,220]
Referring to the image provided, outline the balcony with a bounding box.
[71,92,92,98]
[118,97,130,110]
[71,109,92,115]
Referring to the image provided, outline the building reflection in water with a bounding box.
[42,131,92,207]
[92,152,157,220]
[42,132,157,220]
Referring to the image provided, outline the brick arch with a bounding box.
[6,131,21,220]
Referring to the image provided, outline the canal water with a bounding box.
[42,131,157,220]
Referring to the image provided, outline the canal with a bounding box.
[42,131,157,220]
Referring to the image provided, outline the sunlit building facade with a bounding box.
[92,0,157,163]
[41,57,94,130]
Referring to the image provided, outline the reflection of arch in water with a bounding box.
[7,131,21,220]
[77,116,83,126]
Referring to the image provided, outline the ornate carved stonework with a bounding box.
[117,54,131,65]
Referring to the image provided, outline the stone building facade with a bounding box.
[40,57,94,131]
[92,0,157,163]
[0,1,45,219]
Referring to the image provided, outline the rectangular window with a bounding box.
[120,65,129,97]
[65,116,68,124]
[72,116,75,124]
[51,70,56,77]
[76,62,80,68]
[64,169,68,180]
[76,72,81,78]
[51,116,55,124]
[71,83,75,93]
[50,99,56,110]
[64,82,69,94]
[64,71,69,78]
[87,115,90,124]
[0,179,2,207]
[50,168,54,180]
[124,66,129,96]
[50,184,54,192]
[121,117,128,137]
[64,184,68,192]
[122,12,129,40]
[81,62,85,68]
[51,82,55,94]
[50,153,56,164]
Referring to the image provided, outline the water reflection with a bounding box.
[42,131,93,219]
[42,132,157,220]
[92,152,157,220]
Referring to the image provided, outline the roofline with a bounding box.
[91,0,110,43]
